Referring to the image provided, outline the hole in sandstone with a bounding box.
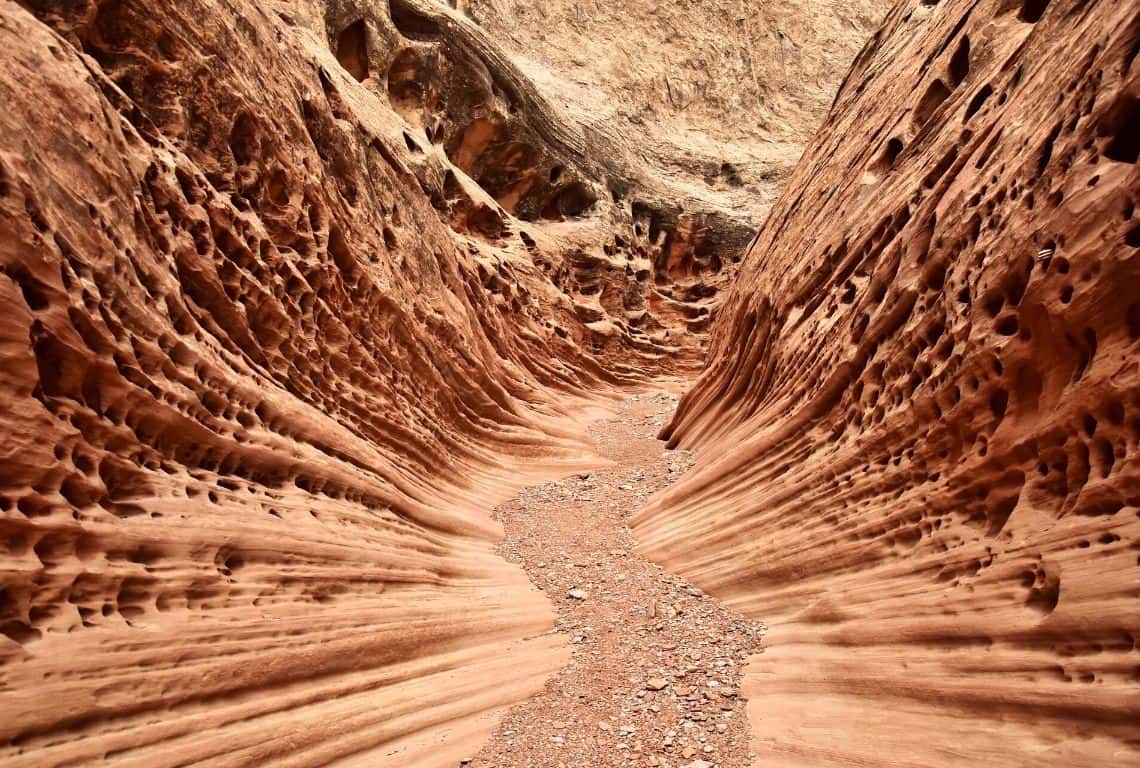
[1083,413,1098,438]
[229,112,260,165]
[542,182,597,220]
[990,389,1009,420]
[949,36,970,87]
[914,79,952,129]
[1026,570,1060,614]
[548,165,564,183]
[965,84,993,119]
[1106,399,1125,426]
[1100,92,1140,164]
[1071,328,1095,383]
[1019,0,1051,23]
[923,262,946,290]
[987,478,1023,536]
[1037,121,1062,175]
[336,20,369,81]
[1125,224,1140,248]
[874,138,904,174]
[7,265,50,311]
[0,621,40,645]
[996,315,1019,336]
[1127,302,1140,340]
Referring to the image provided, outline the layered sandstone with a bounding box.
[465,0,889,227]
[3,0,881,757]
[636,0,1140,764]
[7,0,1136,764]
[0,0,763,762]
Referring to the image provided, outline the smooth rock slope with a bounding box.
[636,0,1140,765]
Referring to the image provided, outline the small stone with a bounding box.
[645,677,668,691]
[681,745,697,758]
[568,588,589,600]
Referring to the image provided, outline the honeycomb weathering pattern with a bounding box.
[635,0,1140,764]
[3,0,1139,765]
[0,0,702,763]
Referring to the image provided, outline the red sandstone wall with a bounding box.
[0,1,628,763]
[636,0,1140,764]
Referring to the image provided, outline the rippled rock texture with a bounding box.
[637,0,1140,764]
[0,0,765,762]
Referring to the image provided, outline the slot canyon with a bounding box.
[0,0,1137,766]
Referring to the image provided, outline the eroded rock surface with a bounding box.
[0,0,873,761]
[7,0,1136,764]
[0,2,603,764]
[0,0,769,761]
[465,0,890,214]
[637,0,1140,765]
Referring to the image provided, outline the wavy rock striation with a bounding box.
[637,0,1140,765]
[0,0,769,762]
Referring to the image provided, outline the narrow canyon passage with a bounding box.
[3,0,1139,765]
[472,385,766,768]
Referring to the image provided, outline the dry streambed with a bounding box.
[470,388,767,768]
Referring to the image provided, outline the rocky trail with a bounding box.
[471,386,766,768]
[3,0,1139,766]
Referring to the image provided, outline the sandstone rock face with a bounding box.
[465,0,890,223]
[0,0,769,762]
[636,0,1140,764]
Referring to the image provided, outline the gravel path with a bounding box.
[470,388,766,768]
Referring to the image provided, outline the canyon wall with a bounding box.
[636,0,1140,764]
[463,0,890,225]
[0,0,770,763]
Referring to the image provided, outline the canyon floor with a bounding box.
[3,1,1138,766]
[467,385,766,768]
